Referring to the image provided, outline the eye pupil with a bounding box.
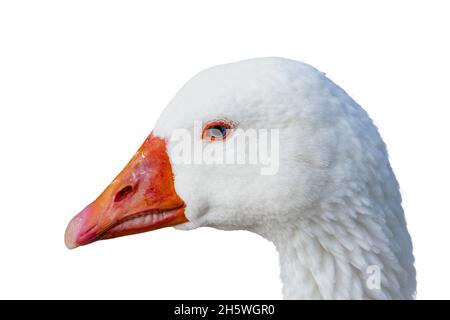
[209,125,227,138]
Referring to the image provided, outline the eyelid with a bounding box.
[202,119,234,141]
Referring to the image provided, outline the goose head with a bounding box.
[65,57,416,299]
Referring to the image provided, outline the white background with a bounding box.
[0,1,449,299]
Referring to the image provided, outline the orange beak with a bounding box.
[64,133,188,249]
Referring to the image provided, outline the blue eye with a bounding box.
[202,121,233,141]
[209,125,227,138]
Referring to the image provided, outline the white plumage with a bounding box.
[154,57,416,299]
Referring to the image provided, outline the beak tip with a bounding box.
[65,206,93,249]
[65,240,77,250]
[64,223,79,249]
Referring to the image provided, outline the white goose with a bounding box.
[65,57,416,300]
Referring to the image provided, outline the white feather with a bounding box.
[153,57,416,299]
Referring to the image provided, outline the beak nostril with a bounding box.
[114,185,134,203]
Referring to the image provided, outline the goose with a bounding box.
[64,57,416,299]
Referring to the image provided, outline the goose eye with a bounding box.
[202,121,233,141]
